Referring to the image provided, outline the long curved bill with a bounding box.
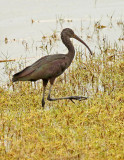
[74,34,93,55]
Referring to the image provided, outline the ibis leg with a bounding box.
[42,80,48,107]
[47,84,88,103]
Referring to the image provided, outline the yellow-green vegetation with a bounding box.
[0,20,124,159]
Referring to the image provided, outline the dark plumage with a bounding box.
[12,28,92,107]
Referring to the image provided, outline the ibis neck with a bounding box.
[61,35,75,60]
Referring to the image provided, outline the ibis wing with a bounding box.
[12,66,35,81]
[12,54,67,82]
[31,54,66,68]
[15,66,35,77]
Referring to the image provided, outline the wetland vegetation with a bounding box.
[0,17,124,159]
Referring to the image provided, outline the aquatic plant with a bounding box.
[0,18,124,160]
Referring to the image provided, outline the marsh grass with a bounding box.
[0,18,124,159]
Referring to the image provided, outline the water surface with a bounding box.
[0,0,124,85]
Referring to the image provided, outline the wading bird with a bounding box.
[12,28,92,107]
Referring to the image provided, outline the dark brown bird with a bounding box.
[12,28,92,107]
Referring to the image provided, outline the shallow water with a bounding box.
[0,0,124,85]
[0,1,124,155]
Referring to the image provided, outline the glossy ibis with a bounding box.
[12,28,92,107]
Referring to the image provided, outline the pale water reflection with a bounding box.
[0,0,124,85]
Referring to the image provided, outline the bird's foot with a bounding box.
[68,96,88,103]
[47,95,88,103]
